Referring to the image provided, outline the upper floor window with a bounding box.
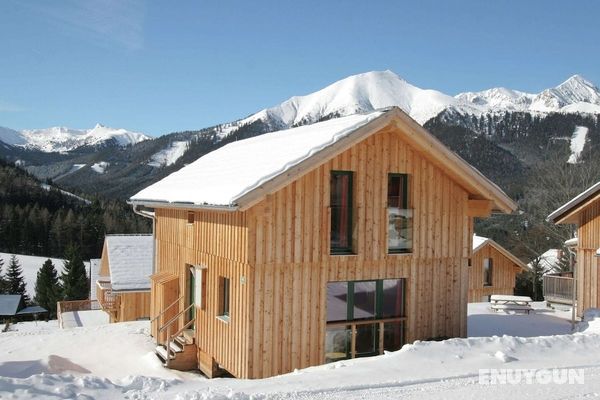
[330,171,354,254]
[218,276,230,320]
[187,211,195,224]
[387,174,412,253]
[483,258,493,286]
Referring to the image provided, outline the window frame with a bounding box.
[483,258,493,287]
[387,173,411,254]
[330,170,354,255]
[325,278,406,361]
[218,276,231,321]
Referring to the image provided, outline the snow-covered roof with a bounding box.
[131,107,517,213]
[472,234,527,269]
[131,111,384,207]
[528,249,561,274]
[105,235,153,292]
[472,234,489,251]
[548,181,600,224]
[0,295,23,316]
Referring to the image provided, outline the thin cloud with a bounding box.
[15,0,146,51]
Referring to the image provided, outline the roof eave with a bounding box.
[128,199,239,212]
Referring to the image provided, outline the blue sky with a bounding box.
[1,0,599,136]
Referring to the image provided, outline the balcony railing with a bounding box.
[543,273,574,305]
[96,280,119,311]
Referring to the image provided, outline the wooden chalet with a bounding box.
[95,234,152,323]
[129,107,516,379]
[548,181,600,318]
[469,235,527,302]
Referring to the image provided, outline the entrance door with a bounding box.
[188,267,196,322]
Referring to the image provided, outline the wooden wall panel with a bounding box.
[576,199,600,318]
[246,128,473,378]
[117,291,151,322]
[468,243,521,302]
[154,209,250,378]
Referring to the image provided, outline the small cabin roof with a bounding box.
[547,181,600,224]
[105,235,153,292]
[130,107,516,214]
[472,234,527,269]
[0,295,23,316]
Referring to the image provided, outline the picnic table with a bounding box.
[490,295,533,314]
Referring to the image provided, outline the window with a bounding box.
[187,211,195,224]
[325,279,406,363]
[330,171,353,254]
[483,258,493,286]
[387,174,412,253]
[218,276,230,319]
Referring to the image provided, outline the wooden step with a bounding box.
[181,329,195,344]
[155,345,175,362]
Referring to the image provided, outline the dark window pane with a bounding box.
[325,326,351,363]
[353,281,376,320]
[327,282,349,322]
[383,321,405,352]
[388,174,411,253]
[355,323,378,357]
[331,172,353,252]
[484,258,493,286]
[382,279,405,318]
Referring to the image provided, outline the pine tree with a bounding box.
[61,245,89,301]
[34,259,62,318]
[6,255,29,303]
[0,257,5,294]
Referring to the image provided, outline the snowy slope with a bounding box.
[148,141,189,168]
[568,126,589,164]
[456,75,600,115]
[0,305,598,399]
[2,123,150,152]
[0,253,66,298]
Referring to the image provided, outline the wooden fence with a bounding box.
[543,274,574,305]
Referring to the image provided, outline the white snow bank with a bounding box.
[148,141,189,167]
[567,126,589,164]
[91,161,110,174]
[2,305,600,399]
[60,310,109,328]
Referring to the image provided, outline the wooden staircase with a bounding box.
[155,329,197,371]
[152,301,197,371]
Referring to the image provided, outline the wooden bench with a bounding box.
[490,295,533,314]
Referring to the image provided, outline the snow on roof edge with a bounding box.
[548,181,600,222]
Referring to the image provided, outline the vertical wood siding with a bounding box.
[155,208,250,378]
[245,128,473,378]
[116,292,151,321]
[576,197,600,317]
[468,243,521,302]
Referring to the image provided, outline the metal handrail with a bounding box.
[151,295,183,324]
[166,317,195,367]
[158,303,194,333]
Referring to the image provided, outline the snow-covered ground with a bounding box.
[0,252,91,299]
[1,302,599,399]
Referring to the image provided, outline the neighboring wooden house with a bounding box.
[95,235,152,323]
[469,235,527,302]
[130,107,516,379]
[548,181,600,318]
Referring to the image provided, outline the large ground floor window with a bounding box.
[325,278,406,363]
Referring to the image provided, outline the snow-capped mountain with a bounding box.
[455,74,600,114]
[213,71,600,143]
[0,123,150,152]
[225,70,477,134]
